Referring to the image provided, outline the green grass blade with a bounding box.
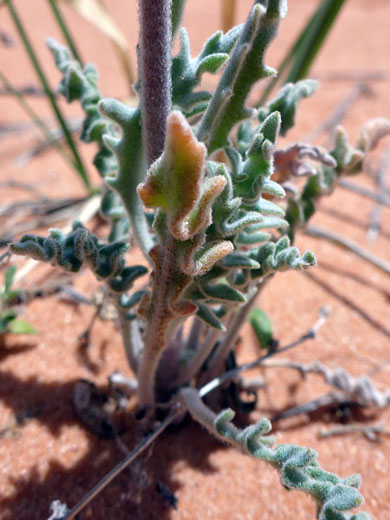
[47,0,83,65]
[257,0,346,107]
[5,0,92,192]
[7,318,38,334]
[285,0,346,84]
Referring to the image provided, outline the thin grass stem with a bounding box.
[47,0,83,65]
[61,406,182,520]
[285,0,346,84]
[257,0,346,107]
[5,0,92,192]
[199,307,329,398]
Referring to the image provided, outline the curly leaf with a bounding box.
[250,235,316,278]
[181,389,370,520]
[233,112,285,204]
[138,111,226,241]
[47,38,117,177]
[259,79,319,136]
[211,162,264,238]
[47,39,129,243]
[10,222,147,293]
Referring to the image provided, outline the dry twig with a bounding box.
[304,224,390,275]
[261,359,390,408]
[367,150,390,242]
[318,422,390,442]
[304,83,372,142]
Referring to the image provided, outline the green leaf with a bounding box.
[0,309,18,332]
[201,284,246,303]
[3,290,21,305]
[196,302,225,330]
[7,319,37,335]
[221,255,260,269]
[249,307,273,349]
[171,0,187,39]
[261,79,319,136]
[4,266,16,294]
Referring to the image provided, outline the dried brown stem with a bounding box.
[305,224,390,274]
[318,423,390,441]
[304,83,371,143]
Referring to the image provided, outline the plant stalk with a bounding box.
[137,232,176,407]
[138,0,172,166]
[221,0,236,33]
[137,0,173,407]
[113,295,143,375]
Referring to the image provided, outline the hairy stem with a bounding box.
[180,387,369,520]
[136,0,179,408]
[137,233,177,406]
[138,0,172,165]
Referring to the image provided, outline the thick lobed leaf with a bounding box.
[250,235,316,278]
[138,111,226,241]
[171,25,241,113]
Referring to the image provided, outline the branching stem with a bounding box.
[199,306,329,398]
